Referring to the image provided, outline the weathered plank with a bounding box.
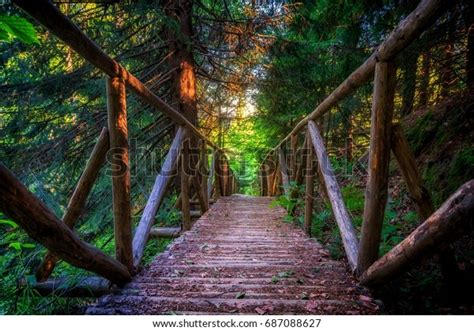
[36,127,110,281]
[132,127,186,269]
[357,61,396,275]
[0,164,131,285]
[308,121,359,272]
[21,277,111,297]
[87,195,378,315]
[360,180,474,286]
[149,227,181,239]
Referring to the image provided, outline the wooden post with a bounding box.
[357,61,396,275]
[200,141,209,210]
[208,150,216,199]
[290,134,297,181]
[360,180,474,286]
[303,130,314,236]
[181,136,191,231]
[391,124,433,218]
[308,121,359,272]
[278,147,290,195]
[0,164,131,285]
[295,135,308,187]
[132,127,185,269]
[106,76,132,273]
[36,128,110,281]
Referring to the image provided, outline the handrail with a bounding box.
[259,0,458,283]
[1,0,238,287]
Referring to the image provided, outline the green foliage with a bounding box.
[0,15,39,45]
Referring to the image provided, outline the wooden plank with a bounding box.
[36,127,110,281]
[181,136,191,231]
[357,61,396,275]
[290,134,297,181]
[21,277,111,297]
[360,180,474,286]
[107,76,133,273]
[13,0,223,153]
[303,130,314,236]
[0,163,131,285]
[308,121,359,272]
[278,148,290,195]
[132,127,186,268]
[149,227,181,239]
[261,0,452,153]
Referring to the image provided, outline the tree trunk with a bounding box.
[164,0,197,125]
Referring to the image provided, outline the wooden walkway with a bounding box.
[87,195,379,314]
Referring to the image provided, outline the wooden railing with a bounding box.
[0,0,237,286]
[259,0,474,284]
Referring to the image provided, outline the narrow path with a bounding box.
[87,195,379,314]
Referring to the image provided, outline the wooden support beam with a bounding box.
[132,127,185,269]
[208,150,216,199]
[36,127,109,282]
[278,148,290,195]
[308,121,359,272]
[200,142,209,210]
[290,134,298,181]
[149,227,181,239]
[295,135,308,187]
[391,124,433,218]
[191,175,207,214]
[391,123,459,282]
[106,76,133,273]
[0,164,131,285]
[21,277,111,297]
[360,180,474,286]
[357,61,396,275]
[303,130,314,236]
[181,136,191,231]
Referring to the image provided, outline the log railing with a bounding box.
[259,0,472,285]
[0,0,237,286]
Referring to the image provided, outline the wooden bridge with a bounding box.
[0,0,473,315]
[86,196,378,314]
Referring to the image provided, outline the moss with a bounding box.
[448,147,474,192]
